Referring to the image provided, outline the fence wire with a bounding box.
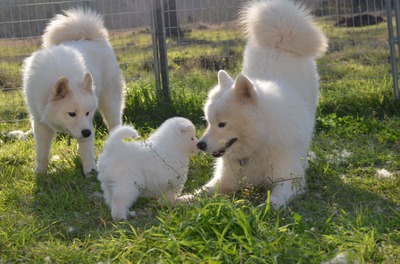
[0,0,396,124]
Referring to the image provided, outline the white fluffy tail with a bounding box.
[104,125,140,150]
[239,0,328,57]
[42,8,109,48]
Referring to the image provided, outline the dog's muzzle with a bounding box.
[197,138,237,158]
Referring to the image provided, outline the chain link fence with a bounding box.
[0,0,396,123]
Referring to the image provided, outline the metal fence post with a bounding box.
[151,0,171,103]
[386,0,400,99]
[150,0,161,98]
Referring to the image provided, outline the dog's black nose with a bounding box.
[197,141,207,151]
[81,129,92,138]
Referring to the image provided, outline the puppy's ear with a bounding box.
[52,76,70,101]
[176,124,191,135]
[218,70,234,89]
[233,74,256,103]
[82,72,93,94]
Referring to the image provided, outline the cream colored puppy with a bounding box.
[97,117,198,221]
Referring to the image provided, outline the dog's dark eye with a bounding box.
[191,137,194,141]
[86,112,89,116]
[68,112,76,117]
[218,122,226,128]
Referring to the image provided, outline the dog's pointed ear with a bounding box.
[218,70,233,89]
[82,72,93,94]
[233,74,256,102]
[52,76,70,101]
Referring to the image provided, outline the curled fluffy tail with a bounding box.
[239,0,328,57]
[42,8,109,48]
[104,125,140,150]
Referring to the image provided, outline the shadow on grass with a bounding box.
[33,176,101,237]
[31,150,164,240]
[319,80,400,119]
[297,165,399,222]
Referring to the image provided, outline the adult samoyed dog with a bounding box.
[23,8,125,175]
[180,0,328,207]
[97,117,199,221]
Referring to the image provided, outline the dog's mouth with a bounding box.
[212,138,237,158]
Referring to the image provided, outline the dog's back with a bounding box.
[42,8,109,48]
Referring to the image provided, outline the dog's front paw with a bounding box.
[34,166,47,175]
[84,168,97,178]
[176,194,196,203]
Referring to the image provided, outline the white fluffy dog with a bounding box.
[97,117,199,221]
[22,8,125,175]
[180,0,328,207]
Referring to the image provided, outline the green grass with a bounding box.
[1,19,400,263]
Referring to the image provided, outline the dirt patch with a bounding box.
[334,14,384,27]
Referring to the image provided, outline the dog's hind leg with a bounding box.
[77,136,96,175]
[98,79,124,131]
[99,103,122,131]
[33,122,55,174]
[269,177,305,208]
[269,154,306,208]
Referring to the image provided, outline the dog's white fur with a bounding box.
[97,117,198,221]
[23,8,125,175]
[180,0,327,207]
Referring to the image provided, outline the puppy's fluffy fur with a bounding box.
[23,8,125,175]
[180,0,328,207]
[97,117,198,221]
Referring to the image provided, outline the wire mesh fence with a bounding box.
[0,0,396,124]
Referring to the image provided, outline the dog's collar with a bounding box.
[239,158,249,166]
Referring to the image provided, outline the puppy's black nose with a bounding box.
[197,141,207,151]
[81,129,92,138]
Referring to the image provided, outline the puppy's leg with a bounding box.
[77,136,96,175]
[33,122,55,174]
[111,198,129,222]
[100,181,112,207]
[110,185,140,222]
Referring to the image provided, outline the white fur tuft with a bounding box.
[239,0,328,57]
[42,8,109,48]
[104,125,140,150]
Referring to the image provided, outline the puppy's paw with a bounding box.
[128,211,137,217]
